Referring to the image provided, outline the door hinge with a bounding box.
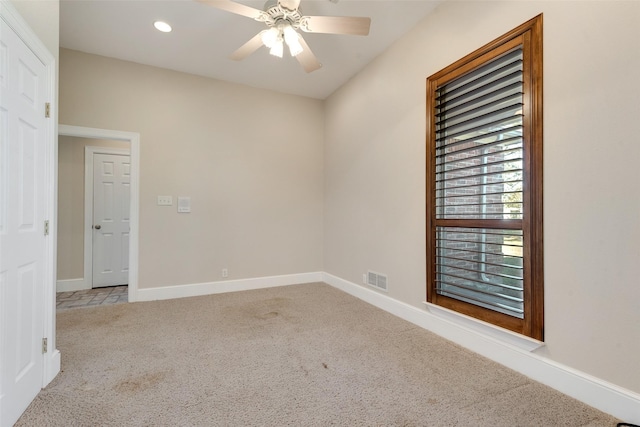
[42,338,48,354]
[44,220,49,236]
[45,102,50,118]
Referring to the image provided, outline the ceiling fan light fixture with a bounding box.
[283,25,303,57]
[287,37,303,57]
[260,27,280,48]
[269,39,284,58]
[282,24,297,44]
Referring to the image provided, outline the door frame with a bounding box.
[58,125,140,302]
[0,0,59,404]
[84,147,131,289]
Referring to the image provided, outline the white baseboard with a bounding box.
[56,278,89,292]
[136,272,324,302]
[322,272,640,424]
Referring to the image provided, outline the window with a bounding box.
[426,15,543,340]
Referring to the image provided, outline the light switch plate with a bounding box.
[157,196,173,206]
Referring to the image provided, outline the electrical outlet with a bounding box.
[157,196,173,206]
[222,268,228,278]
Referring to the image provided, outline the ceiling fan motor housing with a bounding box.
[259,0,303,30]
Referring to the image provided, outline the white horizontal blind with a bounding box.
[434,47,525,319]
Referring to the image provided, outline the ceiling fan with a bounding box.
[197,0,371,73]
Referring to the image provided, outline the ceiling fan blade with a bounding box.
[295,35,322,73]
[300,16,371,36]
[196,0,264,19]
[230,33,264,61]
[277,0,301,11]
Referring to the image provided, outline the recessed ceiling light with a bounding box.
[153,21,172,33]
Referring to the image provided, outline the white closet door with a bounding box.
[92,153,130,288]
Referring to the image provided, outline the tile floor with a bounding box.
[56,285,128,310]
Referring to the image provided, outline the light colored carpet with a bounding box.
[17,283,618,426]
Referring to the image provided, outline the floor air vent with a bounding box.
[367,271,388,292]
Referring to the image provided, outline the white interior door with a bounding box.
[0,14,47,426]
[92,153,130,288]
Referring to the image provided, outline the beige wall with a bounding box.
[57,136,129,280]
[59,48,324,288]
[324,1,640,393]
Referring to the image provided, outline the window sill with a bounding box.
[423,302,544,352]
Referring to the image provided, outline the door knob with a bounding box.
[94,225,101,230]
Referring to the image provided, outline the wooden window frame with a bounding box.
[426,15,544,340]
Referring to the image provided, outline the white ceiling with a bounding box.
[60,0,441,99]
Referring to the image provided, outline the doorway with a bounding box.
[58,125,140,302]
